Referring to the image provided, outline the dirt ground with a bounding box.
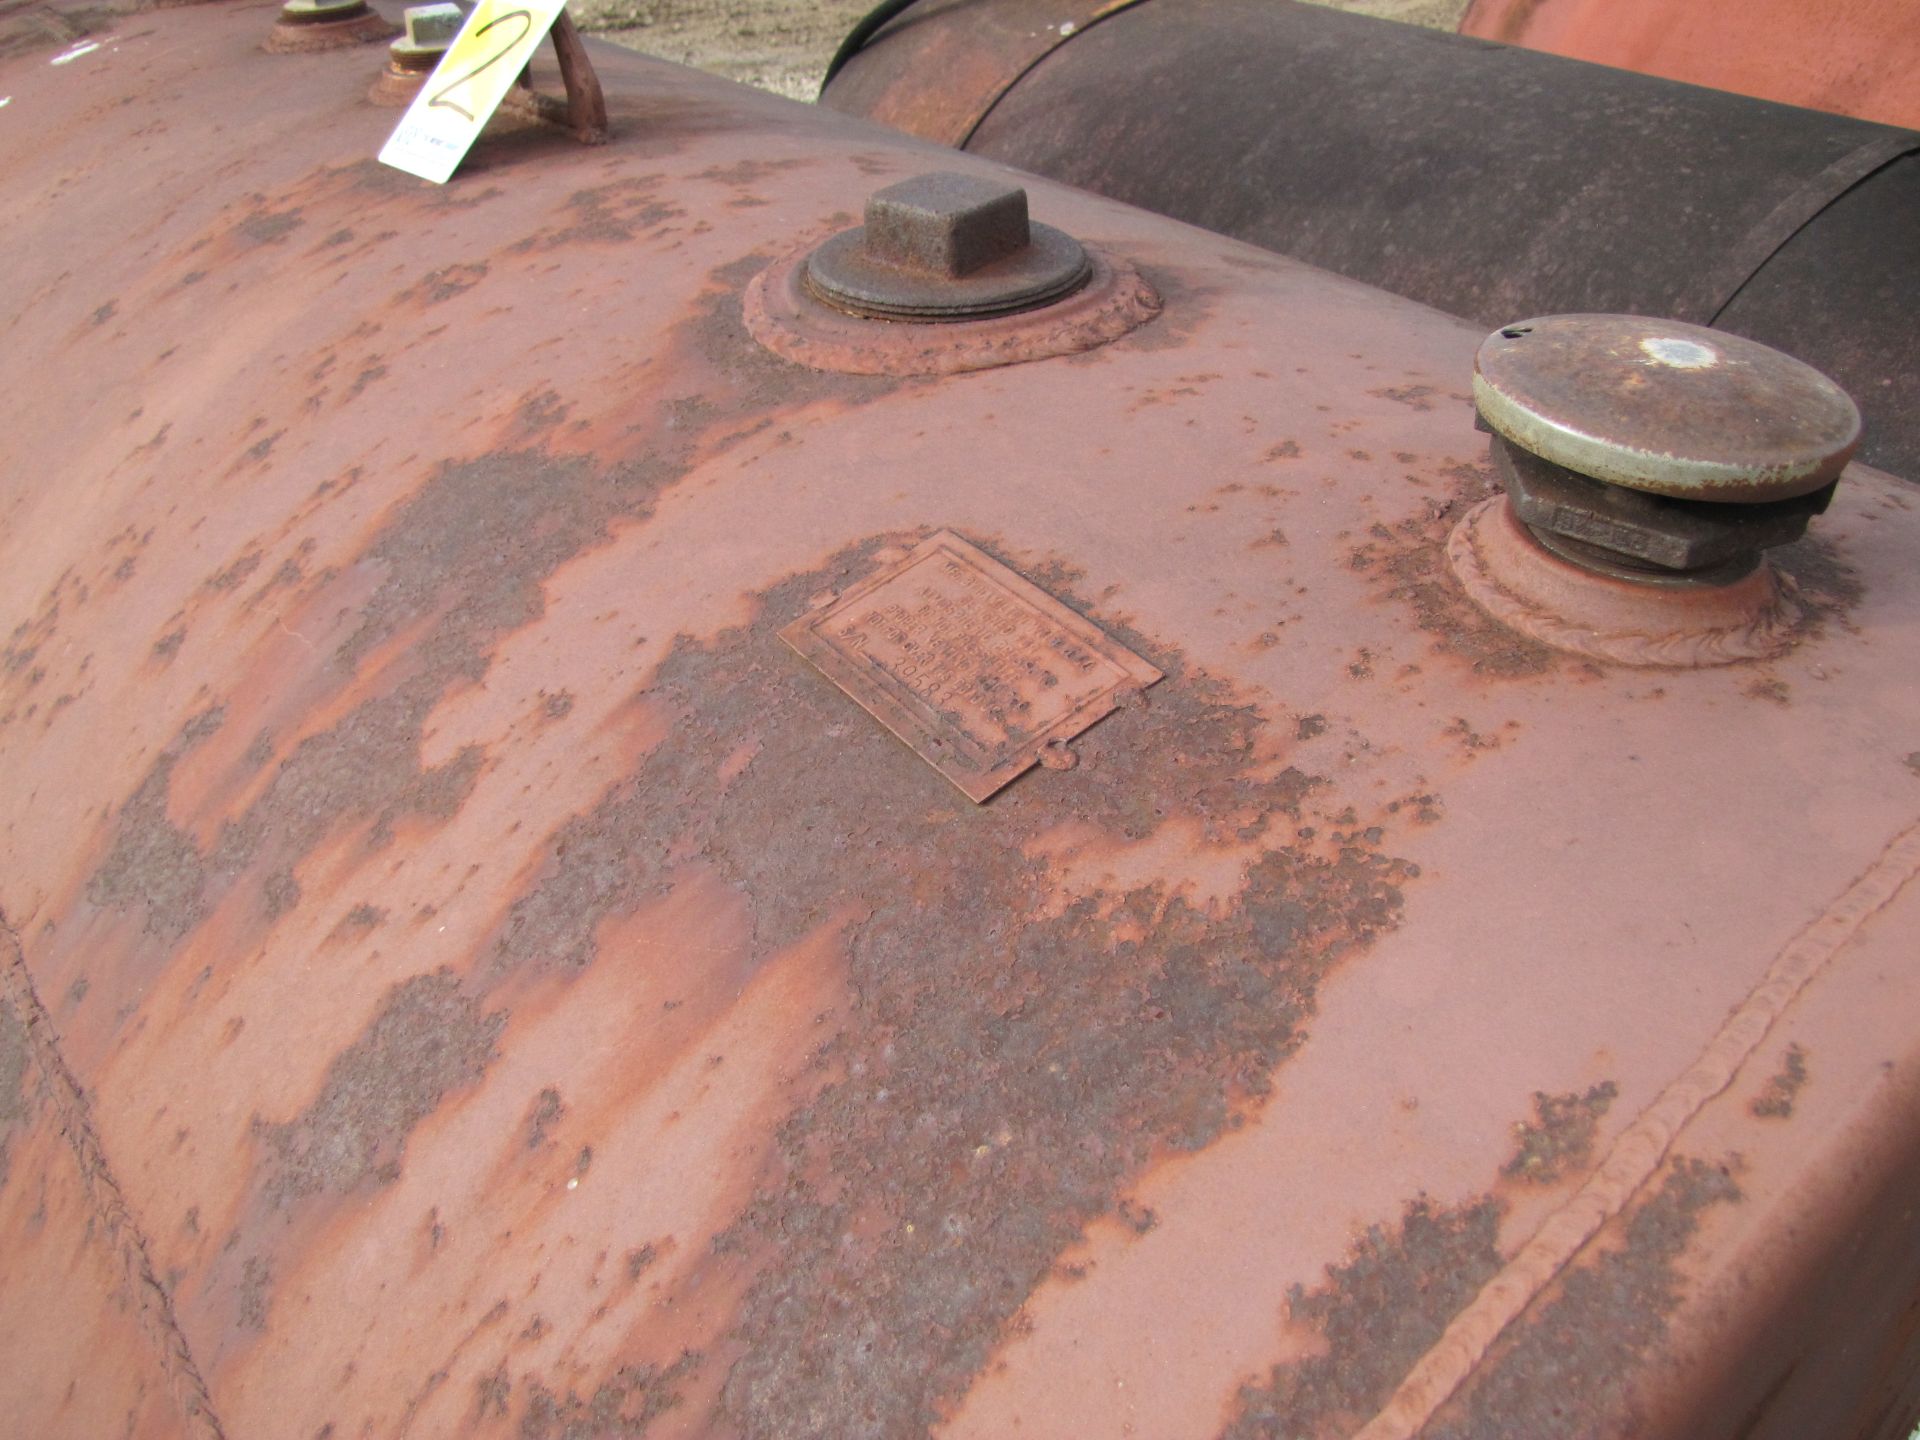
[574,0,1472,101]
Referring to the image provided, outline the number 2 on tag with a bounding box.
[379,0,567,185]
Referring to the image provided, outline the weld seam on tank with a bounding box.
[1702,130,1920,323]
[952,0,1151,150]
[0,919,227,1440]
[1351,815,1920,1440]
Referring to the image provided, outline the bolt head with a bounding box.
[397,1,464,52]
[863,172,1031,279]
[1494,434,1832,573]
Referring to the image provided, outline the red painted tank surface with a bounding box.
[1458,0,1920,131]
[3,7,1920,1440]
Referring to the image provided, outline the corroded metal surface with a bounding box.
[1458,0,1920,130]
[1446,496,1806,667]
[781,531,1162,800]
[822,0,1920,481]
[746,231,1156,374]
[3,10,1920,1440]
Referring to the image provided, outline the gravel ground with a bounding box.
[574,0,1471,101]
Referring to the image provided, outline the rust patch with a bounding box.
[405,262,490,306]
[86,706,225,944]
[523,1086,565,1149]
[87,253,897,980]
[1371,384,1438,411]
[334,449,598,673]
[0,992,29,1192]
[1501,1081,1618,1186]
[690,158,809,189]
[236,1255,274,1333]
[152,626,186,662]
[206,550,264,593]
[1749,1045,1808,1119]
[1346,459,1557,677]
[232,206,303,249]
[1425,1157,1742,1439]
[87,684,484,946]
[1220,1198,1505,1440]
[508,178,687,252]
[484,539,1417,1434]
[518,1354,700,1439]
[255,971,504,1206]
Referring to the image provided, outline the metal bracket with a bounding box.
[507,12,608,144]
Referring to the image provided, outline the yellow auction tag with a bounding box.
[378,0,569,184]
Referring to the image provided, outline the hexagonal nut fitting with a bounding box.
[1493,434,1834,575]
[396,1,464,54]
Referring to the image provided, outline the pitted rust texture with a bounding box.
[1344,459,1556,678]
[516,1354,701,1440]
[84,253,898,983]
[255,971,504,1206]
[1502,1081,1618,1185]
[523,1087,565,1149]
[481,542,1416,1435]
[1750,1045,1809,1119]
[333,448,599,674]
[1219,1199,1505,1440]
[86,706,226,944]
[86,682,484,946]
[506,179,688,253]
[1426,1157,1743,1440]
[0,992,29,1192]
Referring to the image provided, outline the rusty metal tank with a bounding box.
[1458,0,1920,130]
[4,5,1920,1440]
[818,0,1920,484]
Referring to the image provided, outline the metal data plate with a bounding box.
[781,531,1163,801]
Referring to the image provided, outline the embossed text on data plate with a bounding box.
[781,531,1163,802]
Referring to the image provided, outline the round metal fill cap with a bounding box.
[1474,315,1861,503]
[805,221,1091,322]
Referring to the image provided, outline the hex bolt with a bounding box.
[1473,315,1861,584]
[804,170,1093,322]
[390,1,464,68]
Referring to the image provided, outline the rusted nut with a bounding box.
[1493,434,1834,579]
[804,171,1093,322]
[391,2,463,68]
[267,0,396,52]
